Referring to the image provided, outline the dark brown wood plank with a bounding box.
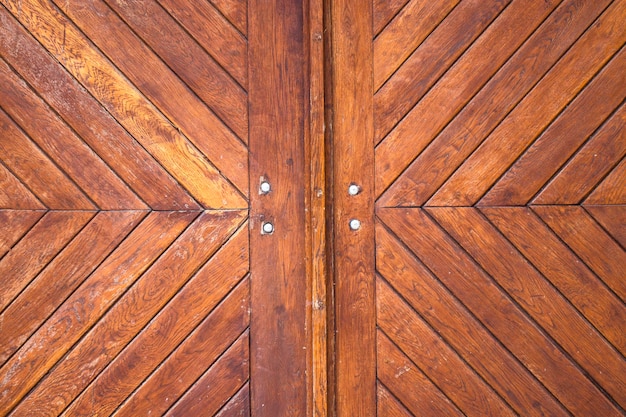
[377,384,412,417]
[8,211,245,417]
[379,207,622,416]
[373,0,458,90]
[429,207,626,406]
[535,103,626,204]
[165,331,249,417]
[330,0,376,414]
[378,330,464,417]
[376,221,568,416]
[0,6,200,211]
[0,211,94,312]
[216,383,251,417]
[157,0,247,88]
[0,211,195,414]
[209,0,247,36]
[375,0,561,197]
[0,162,43,209]
[0,210,43,259]
[378,277,516,417]
[585,157,626,205]
[482,207,626,355]
[586,205,626,248]
[248,0,308,414]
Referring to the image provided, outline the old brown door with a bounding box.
[1,0,625,416]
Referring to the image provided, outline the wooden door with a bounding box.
[331,0,626,416]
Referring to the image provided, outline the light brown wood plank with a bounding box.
[104,0,248,141]
[482,207,626,355]
[116,279,249,417]
[373,0,458,90]
[165,331,249,417]
[586,205,626,248]
[0,210,43,259]
[0,211,195,415]
[430,2,626,206]
[373,0,409,36]
[210,0,247,36]
[378,330,463,417]
[0,211,94,312]
[429,207,626,406]
[377,383,412,417]
[8,211,245,417]
[157,0,247,88]
[0,162,44,209]
[0,7,200,211]
[68,224,249,416]
[585,157,626,205]
[379,0,610,206]
[379,207,622,416]
[376,221,568,416]
[535,103,626,204]
[374,0,510,144]
[375,0,561,197]
[378,277,516,417]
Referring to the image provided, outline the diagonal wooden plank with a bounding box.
[481,207,626,355]
[379,207,622,416]
[373,0,409,36]
[0,8,200,211]
[1,0,246,209]
[157,0,247,88]
[0,210,43,259]
[215,383,251,417]
[0,107,95,210]
[585,156,626,205]
[534,103,626,204]
[376,220,568,416]
[67,224,249,416]
[0,161,44,209]
[377,277,516,417]
[430,3,626,206]
[377,330,463,417]
[375,0,561,197]
[0,211,94,312]
[0,211,196,415]
[374,0,510,144]
[115,278,250,417]
[586,205,626,248]
[429,207,626,407]
[373,0,458,91]
[0,56,147,210]
[7,211,245,417]
[377,384,412,417]
[0,211,144,366]
[379,0,613,207]
[209,0,247,36]
[164,331,250,417]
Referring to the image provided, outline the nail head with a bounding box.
[349,219,361,230]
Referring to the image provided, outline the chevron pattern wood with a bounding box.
[373,0,626,415]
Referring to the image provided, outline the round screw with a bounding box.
[262,222,274,234]
[349,219,361,230]
[260,181,271,194]
[348,184,360,196]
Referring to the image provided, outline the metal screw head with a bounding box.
[348,184,360,196]
[260,181,271,194]
[262,222,274,234]
[349,219,361,230]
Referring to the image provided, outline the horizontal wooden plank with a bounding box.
[0,210,43,259]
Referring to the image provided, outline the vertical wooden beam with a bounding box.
[330,0,376,415]
[248,0,308,416]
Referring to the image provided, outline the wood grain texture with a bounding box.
[586,156,626,204]
[377,384,412,417]
[0,163,44,210]
[215,384,251,417]
[373,0,409,35]
[210,0,247,36]
[586,205,626,247]
[0,210,43,259]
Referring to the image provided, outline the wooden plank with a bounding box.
[379,207,622,416]
[330,0,376,414]
[482,207,626,355]
[0,211,143,366]
[376,221,568,416]
[534,103,626,204]
[210,0,247,36]
[116,279,249,417]
[377,330,463,417]
[0,7,200,210]
[377,384,412,417]
[0,211,195,414]
[215,383,251,417]
[373,0,409,36]
[585,156,626,204]
[0,211,94,312]
[0,210,43,259]
[374,0,510,144]
[104,0,248,141]
[378,277,516,417]
[373,0,458,90]
[0,162,44,209]
[375,0,561,197]
[67,226,249,416]
[0,56,146,210]
[586,205,626,248]
[165,331,249,417]
[8,211,245,417]
[430,1,626,206]
[157,0,247,87]
[379,0,609,206]
[248,0,308,414]
[429,207,626,406]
